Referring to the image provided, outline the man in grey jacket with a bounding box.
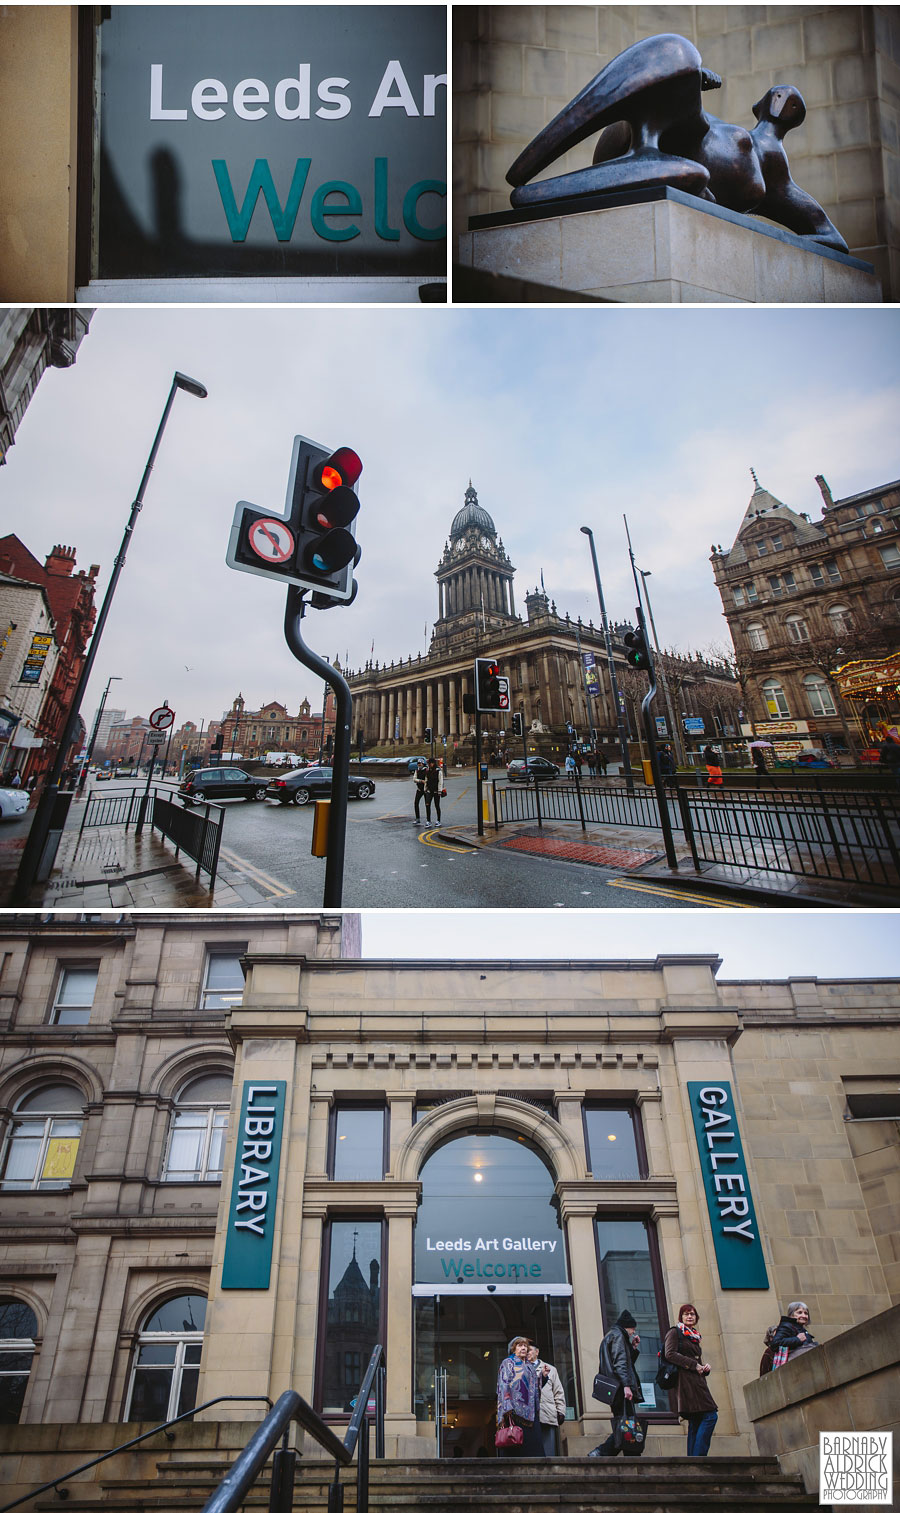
[588,1309,649,1457]
[526,1343,567,1455]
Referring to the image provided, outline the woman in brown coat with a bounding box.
[663,1303,718,1456]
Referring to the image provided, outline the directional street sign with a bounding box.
[149,706,175,731]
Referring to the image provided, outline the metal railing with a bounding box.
[676,783,900,890]
[201,1344,385,1513]
[0,1396,273,1513]
[492,776,681,832]
[76,785,224,886]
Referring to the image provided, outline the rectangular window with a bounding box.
[595,1217,669,1412]
[809,563,824,586]
[731,586,745,607]
[824,558,841,582]
[770,535,782,551]
[783,571,796,591]
[879,543,900,571]
[330,1107,387,1181]
[755,540,768,556]
[199,951,246,1011]
[50,966,98,1025]
[164,1110,228,1182]
[745,582,758,603]
[318,1219,384,1415]
[768,576,783,596]
[583,1106,643,1180]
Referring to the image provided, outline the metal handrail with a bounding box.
[0,1396,273,1513]
[200,1344,385,1513]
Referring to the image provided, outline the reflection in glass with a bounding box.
[126,1294,206,1423]
[595,1218,666,1411]
[322,1222,382,1413]
[0,1299,37,1424]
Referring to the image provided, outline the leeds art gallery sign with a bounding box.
[95,6,446,281]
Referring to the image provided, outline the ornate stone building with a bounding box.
[0,912,896,1481]
[219,693,336,764]
[711,472,900,756]
[348,486,735,763]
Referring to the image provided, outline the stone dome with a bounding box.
[450,483,495,540]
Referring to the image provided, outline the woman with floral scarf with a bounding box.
[663,1303,718,1456]
[496,1336,544,1456]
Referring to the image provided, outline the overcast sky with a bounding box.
[2,305,898,732]
[361,909,899,978]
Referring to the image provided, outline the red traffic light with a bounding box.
[316,447,363,492]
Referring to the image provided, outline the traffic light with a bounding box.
[511,712,524,738]
[622,627,651,671]
[475,658,510,713]
[227,433,362,605]
[424,727,433,744]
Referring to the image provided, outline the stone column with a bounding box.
[378,693,386,743]
[426,682,434,738]
[557,1194,606,1442]
[415,685,423,742]
[520,657,533,725]
[449,675,458,738]
[554,1091,587,1163]
[294,1207,326,1409]
[383,1194,422,1453]
[508,577,515,617]
[541,652,555,727]
[386,1093,416,1176]
[436,680,445,739]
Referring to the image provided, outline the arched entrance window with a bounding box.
[125,1294,206,1422]
[412,1130,576,1457]
[0,1298,38,1424]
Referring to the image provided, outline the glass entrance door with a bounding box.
[414,1293,578,1457]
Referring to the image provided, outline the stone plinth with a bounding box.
[458,187,880,303]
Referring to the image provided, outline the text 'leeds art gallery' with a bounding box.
[0,912,898,1498]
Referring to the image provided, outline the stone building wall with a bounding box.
[453,5,900,300]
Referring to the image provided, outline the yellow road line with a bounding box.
[218,847,295,898]
[417,830,477,855]
[608,877,755,908]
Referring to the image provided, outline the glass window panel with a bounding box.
[53,1008,91,1026]
[205,955,244,989]
[176,1365,200,1416]
[0,1301,38,1338]
[0,1351,35,1372]
[2,1130,42,1185]
[322,1221,382,1413]
[166,1119,206,1179]
[128,1368,173,1422]
[135,1343,178,1366]
[333,1108,385,1180]
[56,968,98,1005]
[183,1344,202,1365]
[18,1086,82,1113]
[595,1218,666,1412]
[179,1075,232,1104]
[0,1375,28,1425]
[144,1295,207,1333]
[584,1108,641,1179]
[207,1114,227,1178]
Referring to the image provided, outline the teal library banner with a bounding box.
[221,1080,286,1289]
[687,1081,769,1290]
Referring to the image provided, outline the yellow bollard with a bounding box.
[641,759,654,786]
[311,799,330,857]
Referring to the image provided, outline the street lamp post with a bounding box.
[13,371,207,902]
[637,569,685,766]
[580,526,634,790]
[77,675,122,792]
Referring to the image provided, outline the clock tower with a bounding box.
[431,484,517,654]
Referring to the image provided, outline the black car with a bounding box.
[178,767,269,805]
[266,766,376,806]
[506,757,560,783]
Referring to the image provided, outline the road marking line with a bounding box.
[218,847,294,898]
[417,830,476,855]
[608,878,754,907]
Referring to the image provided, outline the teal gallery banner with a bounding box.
[687,1081,769,1290]
[222,1080,286,1289]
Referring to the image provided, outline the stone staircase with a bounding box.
[31,1454,819,1512]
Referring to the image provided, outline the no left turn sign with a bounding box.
[248,518,295,563]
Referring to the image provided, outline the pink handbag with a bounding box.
[495,1419,524,1448]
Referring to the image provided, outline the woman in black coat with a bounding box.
[771,1301,819,1358]
[663,1302,718,1456]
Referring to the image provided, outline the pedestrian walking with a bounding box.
[526,1343,567,1455]
[658,746,676,786]
[751,745,774,784]
[663,1303,718,1456]
[585,751,596,778]
[495,1336,544,1456]
[413,758,427,822]
[703,745,723,789]
[565,753,576,779]
[597,750,607,776]
[423,757,443,824]
[10,769,21,788]
[588,1310,648,1458]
